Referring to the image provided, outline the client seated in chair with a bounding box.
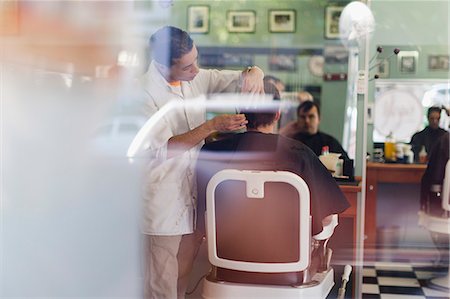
[195,100,350,288]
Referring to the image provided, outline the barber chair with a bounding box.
[418,160,450,291]
[201,169,337,299]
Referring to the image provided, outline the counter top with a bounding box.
[367,162,427,171]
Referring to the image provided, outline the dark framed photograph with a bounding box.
[428,55,449,71]
[398,51,418,74]
[376,59,389,78]
[268,54,297,72]
[324,45,348,64]
[268,9,296,33]
[187,5,209,34]
[325,6,343,39]
[227,10,256,33]
[199,53,254,68]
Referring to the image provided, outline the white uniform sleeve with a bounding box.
[199,69,242,94]
[142,94,172,160]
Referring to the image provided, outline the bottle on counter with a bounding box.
[384,132,396,162]
[419,145,428,164]
[395,143,405,163]
[403,144,414,164]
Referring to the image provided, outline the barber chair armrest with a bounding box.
[313,214,338,241]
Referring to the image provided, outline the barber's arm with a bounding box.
[240,66,265,94]
[166,114,247,159]
[279,121,299,138]
[204,66,264,94]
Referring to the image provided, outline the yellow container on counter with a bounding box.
[384,132,396,162]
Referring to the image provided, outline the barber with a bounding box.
[141,26,264,299]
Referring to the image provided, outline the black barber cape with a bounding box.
[196,131,350,236]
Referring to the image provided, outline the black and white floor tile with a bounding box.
[362,261,450,299]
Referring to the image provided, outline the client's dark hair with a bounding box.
[297,100,321,117]
[149,26,194,67]
[242,82,280,129]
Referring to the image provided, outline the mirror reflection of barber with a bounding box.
[410,106,447,163]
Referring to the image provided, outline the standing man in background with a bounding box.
[410,106,447,162]
[141,26,264,299]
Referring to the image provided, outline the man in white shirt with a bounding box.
[141,26,264,299]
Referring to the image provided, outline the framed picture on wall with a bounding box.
[324,6,343,39]
[187,5,210,34]
[268,9,296,33]
[268,54,297,72]
[428,55,449,71]
[398,51,418,74]
[227,10,256,33]
[376,59,389,78]
[324,45,348,64]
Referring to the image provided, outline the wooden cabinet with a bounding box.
[365,162,426,247]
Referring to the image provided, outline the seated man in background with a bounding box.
[410,106,447,162]
[280,101,349,160]
[278,90,314,129]
[196,95,350,241]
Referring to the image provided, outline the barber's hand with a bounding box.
[241,66,265,94]
[442,106,450,116]
[207,114,248,132]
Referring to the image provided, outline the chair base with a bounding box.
[418,211,450,234]
[425,273,450,292]
[201,268,334,299]
[418,211,450,292]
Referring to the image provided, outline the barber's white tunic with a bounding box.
[141,61,241,235]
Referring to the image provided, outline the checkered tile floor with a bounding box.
[362,262,450,298]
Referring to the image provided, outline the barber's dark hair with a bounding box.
[297,100,321,118]
[243,82,280,129]
[427,106,442,118]
[149,26,194,67]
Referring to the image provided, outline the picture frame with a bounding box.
[227,10,256,33]
[268,9,296,33]
[428,55,449,71]
[398,51,418,74]
[324,6,343,39]
[376,59,389,78]
[199,53,254,68]
[268,54,297,72]
[187,5,210,34]
[324,45,348,64]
